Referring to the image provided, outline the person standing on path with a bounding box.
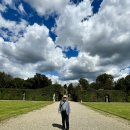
[58,95,70,130]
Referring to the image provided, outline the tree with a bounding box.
[124,75,130,101]
[90,82,98,90]
[115,75,130,102]
[33,73,52,88]
[115,78,125,90]
[24,78,35,89]
[72,85,81,102]
[0,72,13,88]
[11,78,25,89]
[96,73,114,90]
[63,84,67,94]
[53,83,64,101]
[79,78,89,90]
[125,75,130,92]
[68,83,74,96]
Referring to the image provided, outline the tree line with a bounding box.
[0,71,130,101]
[67,73,130,101]
[0,72,52,89]
[0,72,64,100]
[1,71,130,91]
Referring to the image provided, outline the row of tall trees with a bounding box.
[0,72,52,89]
[1,71,130,101]
[0,72,65,100]
[1,71,130,91]
[67,73,130,101]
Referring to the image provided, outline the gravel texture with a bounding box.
[0,102,130,130]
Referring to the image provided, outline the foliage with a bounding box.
[1,71,130,102]
[0,72,13,88]
[125,75,130,92]
[90,82,98,90]
[52,83,64,100]
[96,73,114,90]
[79,78,89,90]
[0,72,52,89]
[115,78,125,90]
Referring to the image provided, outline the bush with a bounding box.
[0,87,54,101]
[82,90,126,102]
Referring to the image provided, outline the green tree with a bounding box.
[72,85,81,102]
[0,72,13,88]
[90,82,98,90]
[24,78,35,89]
[53,83,64,101]
[79,78,89,90]
[68,83,74,98]
[124,75,130,101]
[63,84,67,94]
[115,78,125,90]
[12,78,25,89]
[125,75,130,92]
[34,73,52,88]
[96,73,114,90]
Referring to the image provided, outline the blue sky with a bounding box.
[0,0,101,59]
[0,0,102,53]
[0,0,130,84]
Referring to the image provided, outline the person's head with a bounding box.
[63,95,68,101]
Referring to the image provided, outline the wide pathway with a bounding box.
[0,102,130,130]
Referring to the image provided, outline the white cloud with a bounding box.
[18,3,27,15]
[106,66,130,81]
[0,14,28,42]
[0,3,6,12]
[56,0,92,48]
[24,0,70,15]
[0,0,130,83]
[2,0,12,5]
[54,0,130,81]
[47,74,78,85]
[60,52,100,81]
[1,0,16,10]
[0,14,15,28]
[0,23,66,79]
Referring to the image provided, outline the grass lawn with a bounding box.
[0,100,52,121]
[83,102,130,120]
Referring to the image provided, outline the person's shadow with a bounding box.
[52,123,63,129]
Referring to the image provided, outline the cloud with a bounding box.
[24,0,70,16]
[0,23,66,79]
[0,14,28,42]
[1,0,16,10]
[0,3,6,12]
[60,52,100,80]
[2,0,13,5]
[55,0,92,48]
[54,0,130,81]
[18,3,27,15]
[47,74,78,85]
[0,14,16,28]
[0,0,130,83]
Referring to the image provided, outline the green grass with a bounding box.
[83,102,130,120]
[0,100,52,121]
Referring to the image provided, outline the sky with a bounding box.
[0,0,130,85]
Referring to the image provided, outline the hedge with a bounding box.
[0,88,129,102]
[0,87,54,101]
[82,90,127,102]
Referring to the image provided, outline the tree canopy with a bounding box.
[0,71,130,94]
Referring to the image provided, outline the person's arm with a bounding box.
[67,101,70,115]
[58,101,61,113]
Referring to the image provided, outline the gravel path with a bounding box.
[0,102,130,130]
